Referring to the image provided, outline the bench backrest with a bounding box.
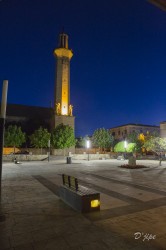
[62,174,78,191]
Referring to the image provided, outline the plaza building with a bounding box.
[160,121,166,138]
[110,123,160,140]
[4,104,53,135]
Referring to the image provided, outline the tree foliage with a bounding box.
[144,137,166,154]
[127,131,139,143]
[4,125,26,150]
[114,141,136,153]
[127,132,145,153]
[51,124,75,149]
[30,127,50,150]
[92,128,114,151]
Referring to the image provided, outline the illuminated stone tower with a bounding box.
[53,32,75,130]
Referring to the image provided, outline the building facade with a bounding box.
[160,121,166,138]
[4,104,53,135]
[110,123,160,140]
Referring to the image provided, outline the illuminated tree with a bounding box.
[127,132,143,153]
[51,124,75,149]
[144,137,166,154]
[4,125,26,154]
[144,137,166,165]
[114,142,136,153]
[30,127,50,154]
[92,128,114,152]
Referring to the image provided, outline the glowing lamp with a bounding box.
[86,140,90,149]
[91,199,100,208]
[124,140,127,149]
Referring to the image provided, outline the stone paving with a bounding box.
[0,158,166,250]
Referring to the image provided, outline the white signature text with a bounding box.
[134,232,156,241]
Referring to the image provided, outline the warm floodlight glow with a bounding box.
[62,106,67,115]
[86,140,90,149]
[91,200,100,208]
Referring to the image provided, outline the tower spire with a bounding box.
[58,29,69,49]
[53,32,74,131]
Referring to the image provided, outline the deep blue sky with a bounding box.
[0,0,166,136]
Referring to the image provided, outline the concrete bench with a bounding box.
[59,174,100,213]
[117,155,125,160]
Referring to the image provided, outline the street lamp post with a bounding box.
[48,139,50,162]
[86,139,90,161]
[0,80,8,196]
[124,139,127,160]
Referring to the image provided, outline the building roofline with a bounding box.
[2,103,53,119]
[110,123,159,129]
[6,103,52,109]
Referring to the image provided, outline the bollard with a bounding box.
[66,156,72,164]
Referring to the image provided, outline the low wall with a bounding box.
[75,148,100,154]
[3,147,48,155]
[3,147,75,156]
[51,147,75,156]
[72,153,111,160]
[3,154,48,162]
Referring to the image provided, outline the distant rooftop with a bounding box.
[5,103,53,119]
[110,123,159,129]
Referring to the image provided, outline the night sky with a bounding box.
[0,0,166,136]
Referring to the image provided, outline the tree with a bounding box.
[51,124,75,150]
[4,125,26,154]
[144,137,166,154]
[92,128,114,152]
[30,127,51,154]
[127,131,143,153]
[127,131,139,143]
[144,137,166,165]
[114,141,136,153]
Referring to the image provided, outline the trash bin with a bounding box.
[66,156,72,164]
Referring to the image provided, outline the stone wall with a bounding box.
[72,153,111,160]
[54,115,75,130]
[3,154,48,162]
[51,147,75,156]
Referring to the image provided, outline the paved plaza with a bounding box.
[0,158,166,250]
